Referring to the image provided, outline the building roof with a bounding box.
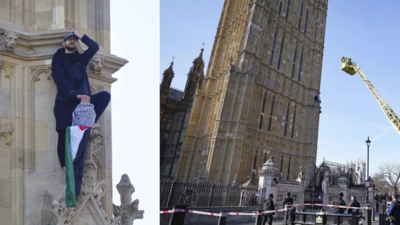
[168,87,183,101]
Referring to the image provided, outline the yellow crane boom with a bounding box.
[341,57,400,135]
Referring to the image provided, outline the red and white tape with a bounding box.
[296,203,372,210]
[160,203,371,216]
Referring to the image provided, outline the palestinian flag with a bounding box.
[65,126,92,207]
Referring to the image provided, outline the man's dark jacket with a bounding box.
[51,35,99,130]
[387,200,400,224]
[263,199,275,212]
[283,197,294,206]
[347,200,360,214]
[333,198,346,213]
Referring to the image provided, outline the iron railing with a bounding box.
[160,179,259,207]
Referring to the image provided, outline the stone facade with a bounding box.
[160,50,205,178]
[173,0,328,185]
[0,1,128,224]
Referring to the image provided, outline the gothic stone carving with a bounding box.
[87,54,105,75]
[85,123,104,168]
[0,30,18,52]
[113,174,144,225]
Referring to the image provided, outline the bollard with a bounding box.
[255,210,263,225]
[218,210,227,225]
[363,204,372,225]
[169,205,187,225]
[379,203,387,225]
[351,211,357,225]
[315,211,327,225]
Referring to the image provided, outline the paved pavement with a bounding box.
[226,213,380,225]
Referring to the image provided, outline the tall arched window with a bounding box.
[268,96,275,132]
[280,156,284,172]
[253,151,258,169]
[259,92,267,129]
[285,0,290,20]
[291,48,297,78]
[298,51,304,82]
[278,0,283,14]
[304,9,309,34]
[283,103,290,136]
[291,106,297,138]
[277,38,285,71]
[270,33,277,66]
[298,3,303,29]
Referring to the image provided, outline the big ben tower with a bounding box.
[176,0,328,185]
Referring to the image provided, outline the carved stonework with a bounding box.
[86,123,104,168]
[52,142,121,224]
[87,54,105,75]
[113,174,144,225]
[0,121,14,147]
[52,200,75,225]
[297,171,305,182]
[258,156,281,178]
[0,30,18,52]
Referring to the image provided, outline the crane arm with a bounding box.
[341,57,400,135]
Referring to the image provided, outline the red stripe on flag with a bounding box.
[78,126,89,131]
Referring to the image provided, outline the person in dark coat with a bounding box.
[51,28,110,174]
[283,192,294,207]
[263,194,275,225]
[386,193,400,225]
[334,192,346,214]
[347,195,360,214]
[333,192,346,224]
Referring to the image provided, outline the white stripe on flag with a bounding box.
[69,126,88,161]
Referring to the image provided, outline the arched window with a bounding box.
[291,48,297,78]
[268,96,275,132]
[277,38,285,71]
[280,156,284,172]
[278,1,283,14]
[298,3,303,29]
[283,103,290,136]
[270,33,277,66]
[304,9,309,34]
[298,51,303,82]
[291,106,297,138]
[285,0,290,20]
[259,92,267,129]
[253,151,258,169]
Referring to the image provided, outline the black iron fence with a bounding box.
[160,179,259,207]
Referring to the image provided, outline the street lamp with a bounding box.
[366,136,371,203]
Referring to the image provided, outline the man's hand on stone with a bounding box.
[77,94,91,103]
[68,28,82,39]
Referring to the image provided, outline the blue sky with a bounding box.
[160,1,400,177]
[110,1,158,224]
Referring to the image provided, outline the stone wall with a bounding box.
[0,1,127,224]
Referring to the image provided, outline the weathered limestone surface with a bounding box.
[175,0,328,185]
[0,1,128,224]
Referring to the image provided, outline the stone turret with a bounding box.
[258,157,280,203]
